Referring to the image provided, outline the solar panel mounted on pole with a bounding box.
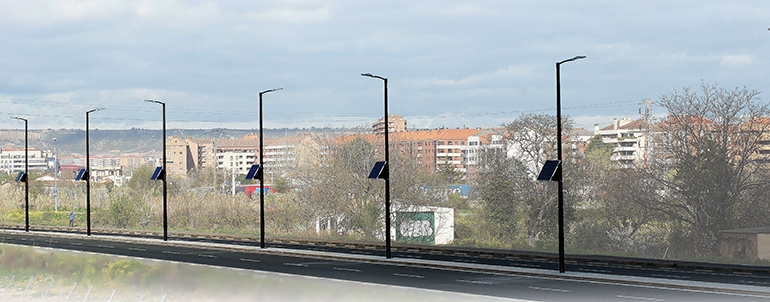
[536,160,561,181]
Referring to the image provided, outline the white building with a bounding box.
[0,148,53,175]
[595,118,650,166]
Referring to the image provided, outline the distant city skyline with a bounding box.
[1,1,768,131]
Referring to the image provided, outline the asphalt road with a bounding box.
[1,231,769,301]
[14,224,770,289]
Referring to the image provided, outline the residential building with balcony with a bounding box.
[595,118,650,166]
[372,115,407,134]
[0,148,52,175]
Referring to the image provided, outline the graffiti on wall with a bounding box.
[396,212,435,244]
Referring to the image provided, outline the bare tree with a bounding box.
[645,82,770,256]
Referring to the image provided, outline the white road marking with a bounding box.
[70,242,82,246]
[240,258,260,262]
[456,279,494,285]
[198,254,216,258]
[333,267,361,272]
[616,295,664,301]
[97,245,114,248]
[162,251,180,255]
[284,262,308,267]
[128,247,146,251]
[393,273,424,279]
[529,286,570,293]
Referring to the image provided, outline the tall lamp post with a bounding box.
[145,100,168,241]
[11,117,29,232]
[555,55,585,273]
[258,88,282,249]
[85,108,104,236]
[361,73,392,259]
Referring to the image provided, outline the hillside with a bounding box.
[0,127,356,157]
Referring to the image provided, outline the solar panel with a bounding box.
[536,160,561,181]
[15,171,26,183]
[246,164,263,180]
[368,161,388,179]
[75,169,87,181]
[150,166,165,181]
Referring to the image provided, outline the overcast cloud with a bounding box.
[1,0,769,130]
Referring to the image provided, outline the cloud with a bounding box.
[245,6,331,25]
[720,54,753,67]
[417,64,535,87]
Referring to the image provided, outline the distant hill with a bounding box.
[0,127,362,157]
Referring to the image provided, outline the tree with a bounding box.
[436,161,463,185]
[472,112,577,248]
[645,82,770,256]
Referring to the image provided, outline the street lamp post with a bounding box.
[555,55,585,273]
[361,73,392,259]
[145,100,168,241]
[85,108,104,236]
[11,117,29,232]
[259,88,282,249]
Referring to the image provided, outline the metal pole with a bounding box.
[383,78,391,259]
[361,73,391,258]
[258,88,281,249]
[162,102,167,241]
[84,108,103,236]
[12,117,30,232]
[24,119,29,232]
[145,100,167,241]
[259,91,265,248]
[86,112,91,236]
[555,55,585,273]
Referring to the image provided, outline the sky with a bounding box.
[0,0,769,131]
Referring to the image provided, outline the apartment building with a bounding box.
[0,148,53,175]
[165,137,214,177]
[339,128,481,173]
[216,134,260,175]
[372,115,407,134]
[595,118,650,166]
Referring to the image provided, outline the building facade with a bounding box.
[372,115,407,134]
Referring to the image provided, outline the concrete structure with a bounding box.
[372,115,407,134]
[394,205,454,245]
[720,227,770,260]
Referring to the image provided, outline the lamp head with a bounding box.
[260,88,283,95]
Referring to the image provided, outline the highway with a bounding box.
[1,230,770,301]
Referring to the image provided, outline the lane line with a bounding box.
[529,286,570,293]
[393,273,425,279]
[198,254,216,258]
[616,295,664,301]
[128,247,146,252]
[240,258,260,263]
[456,279,494,285]
[283,263,308,267]
[96,245,114,248]
[333,267,361,272]
[162,251,180,255]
